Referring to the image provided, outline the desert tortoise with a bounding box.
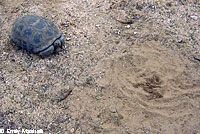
[10,15,64,57]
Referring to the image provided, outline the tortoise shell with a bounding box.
[10,15,64,56]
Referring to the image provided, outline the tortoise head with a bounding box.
[38,34,64,57]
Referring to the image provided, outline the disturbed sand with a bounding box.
[0,0,200,133]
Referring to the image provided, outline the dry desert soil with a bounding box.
[0,0,200,134]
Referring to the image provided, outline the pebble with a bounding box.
[177,40,184,43]
[66,37,71,41]
[20,94,24,99]
[61,23,69,27]
[110,107,117,113]
[95,96,101,100]
[125,25,130,28]
[70,128,75,133]
[114,29,120,34]
[190,15,198,20]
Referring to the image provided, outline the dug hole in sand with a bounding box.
[0,0,200,133]
[72,41,200,133]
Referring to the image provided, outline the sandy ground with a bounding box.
[0,0,200,133]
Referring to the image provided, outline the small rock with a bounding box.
[70,128,75,133]
[110,107,117,113]
[95,96,101,100]
[61,23,69,27]
[114,29,120,34]
[177,40,184,43]
[125,25,130,28]
[190,15,198,20]
[66,37,71,41]
[20,94,24,99]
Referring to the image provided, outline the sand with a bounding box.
[0,0,200,133]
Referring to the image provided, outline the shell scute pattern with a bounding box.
[26,15,38,25]
[18,24,24,31]
[23,28,32,38]
[33,32,43,45]
[20,40,27,50]
[45,28,53,37]
[10,15,64,56]
[35,20,46,29]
